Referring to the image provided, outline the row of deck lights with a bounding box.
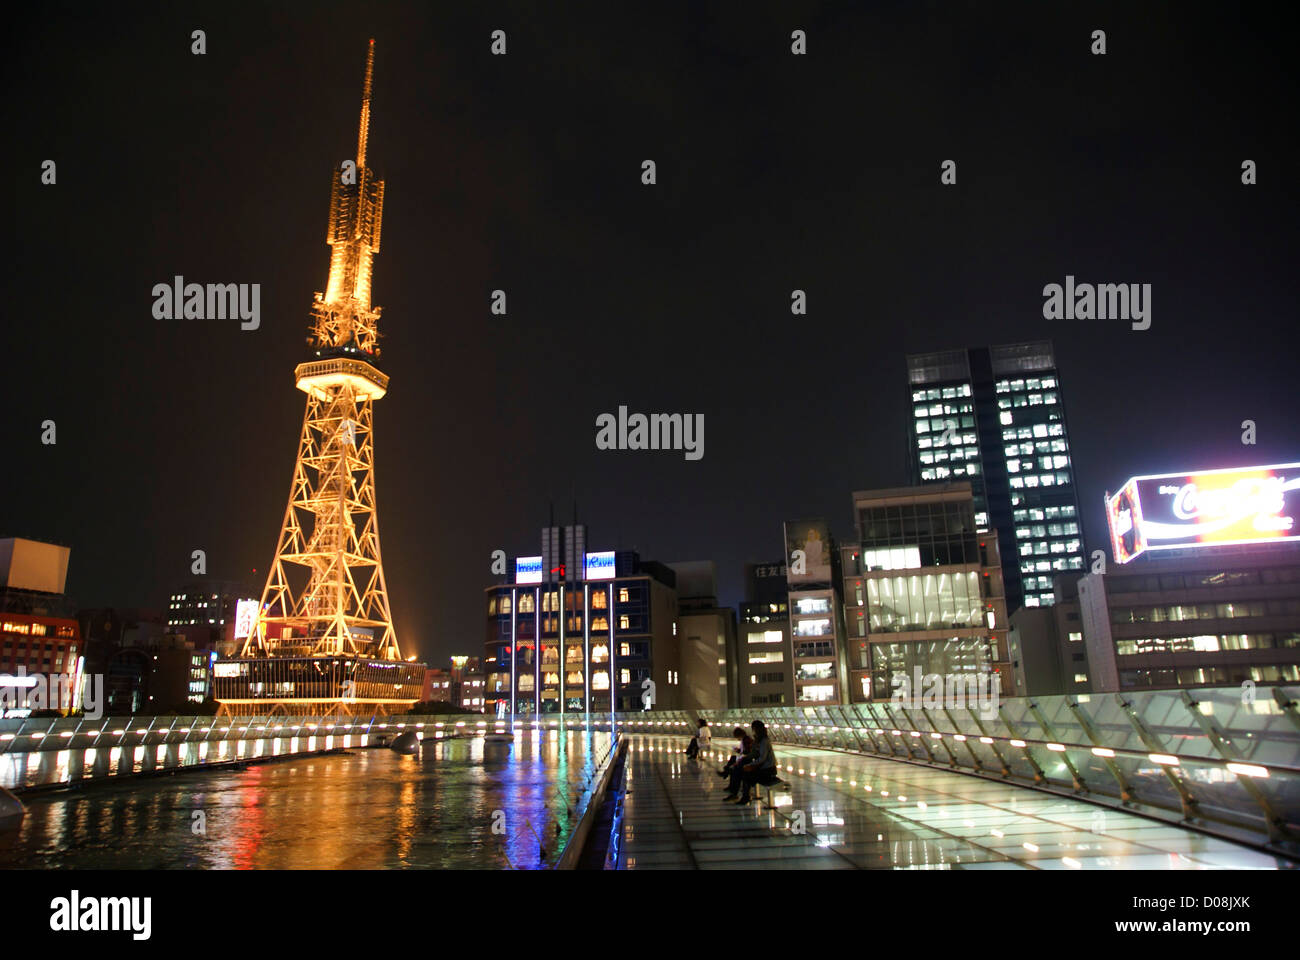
[1,715,1274,780]
[608,718,1272,780]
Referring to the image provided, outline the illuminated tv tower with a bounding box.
[217,40,422,717]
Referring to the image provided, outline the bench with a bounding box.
[756,776,790,808]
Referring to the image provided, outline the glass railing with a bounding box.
[600,685,1299,855]
[4,686,1295,854]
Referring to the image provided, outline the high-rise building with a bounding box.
[906,341,1085,613]
[840,483,1011,701]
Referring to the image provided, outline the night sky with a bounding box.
[8,3,1298,664]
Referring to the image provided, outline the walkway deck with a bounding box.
[618,735,1290,870]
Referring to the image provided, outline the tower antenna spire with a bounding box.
[357,38,375,171]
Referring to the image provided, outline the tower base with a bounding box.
[213,655,426,717]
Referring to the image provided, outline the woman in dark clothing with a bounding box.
[717,727,752,779]
[732,720,780,804]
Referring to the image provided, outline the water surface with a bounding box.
[0,730,612,869]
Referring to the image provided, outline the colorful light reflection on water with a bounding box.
[0,729,612,869]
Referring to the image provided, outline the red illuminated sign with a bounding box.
[1106,462,1300,563]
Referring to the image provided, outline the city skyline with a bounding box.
[8,4,1297,667]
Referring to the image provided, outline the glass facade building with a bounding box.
[907,341,1085,612]
[842,483,1010,701]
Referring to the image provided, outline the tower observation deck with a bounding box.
[215,40,424,717]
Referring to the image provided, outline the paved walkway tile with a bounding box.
[618,735,1291,870]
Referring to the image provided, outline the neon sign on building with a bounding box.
[1106,462,1300,563]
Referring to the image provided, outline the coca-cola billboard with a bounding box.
[1106,462,1300,563]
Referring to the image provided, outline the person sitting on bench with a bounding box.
[732,720,780,804]
[717,726,752,779]
[684,717,711,759]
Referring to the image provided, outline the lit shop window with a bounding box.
[620,642,630,656]
[518,675,535,692]
[619,615,630,630]
[591,643,609,662]
[795,619,830,637]
[517,594,533,613]
[618,588,630,603]
[591,616,609,631]
[619,669,630,685]
[591,591,607,610]
[592,671,609,690]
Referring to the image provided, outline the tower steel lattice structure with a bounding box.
[216,41,423,716]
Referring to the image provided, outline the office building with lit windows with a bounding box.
[483,524,685,715]
[1077,547,1300,691]
[165,578,256,657]
[840,483,1011,701]
[738,561,794,708]
[906,341,1085,613]
[1,538,84,716]
[783,519,850,705]
[450,655,486,712]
